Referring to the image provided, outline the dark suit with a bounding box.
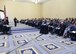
[69,25,76,41]
[40,23,48,34]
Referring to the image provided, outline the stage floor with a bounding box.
[0,23,76,54]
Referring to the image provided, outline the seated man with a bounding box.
[57,22,66,36]
[63,21,76,38]
[69,21,76,41]
[70,21,76,31]
[40,21,49,34]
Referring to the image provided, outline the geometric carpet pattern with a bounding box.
[0,24,76,54]
[0,31,76,54]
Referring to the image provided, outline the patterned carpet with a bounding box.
[0,23,76,54]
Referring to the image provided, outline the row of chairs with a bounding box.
[20,20,76,41]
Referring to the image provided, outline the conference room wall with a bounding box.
[42,0,76,19]
[0,0,42,21]
[0,0,5,10]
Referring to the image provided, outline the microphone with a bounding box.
[6,34,43,54]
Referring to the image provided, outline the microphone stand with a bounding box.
[6,34,43,54]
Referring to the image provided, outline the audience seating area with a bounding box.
[20,18,76,41]
[0,18,76,54]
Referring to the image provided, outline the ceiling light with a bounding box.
[31,0,40,4]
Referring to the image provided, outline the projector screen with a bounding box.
[0,11,5,19]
